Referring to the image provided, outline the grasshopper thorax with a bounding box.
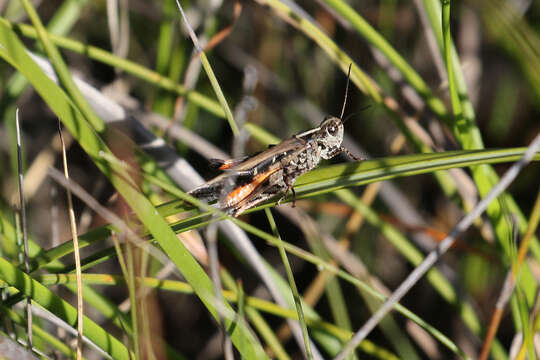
[317,116,344,159]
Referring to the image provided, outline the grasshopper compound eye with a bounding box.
[320,117,343,137]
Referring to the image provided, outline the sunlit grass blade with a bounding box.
[26,147,540,275]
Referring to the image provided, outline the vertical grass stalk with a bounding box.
[264,208,313,360]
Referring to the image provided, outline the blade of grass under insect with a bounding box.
[0,18,225,118]
[0,21,267,359]
[28,146,540,273]
[265,208,314,360]
[159,148,540,222]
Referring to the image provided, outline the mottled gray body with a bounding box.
[189,116,358,216]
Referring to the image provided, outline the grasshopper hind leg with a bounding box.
[228,192,275,217]
[228,182,286,216]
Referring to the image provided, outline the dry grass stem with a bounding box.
[57,121,84,359]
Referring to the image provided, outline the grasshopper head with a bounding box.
[318,116,344,159]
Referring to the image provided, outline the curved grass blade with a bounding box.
[27,147,540,273]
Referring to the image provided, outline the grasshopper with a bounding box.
[189,65,360,216]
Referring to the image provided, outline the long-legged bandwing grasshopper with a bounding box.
[189,65,361,216]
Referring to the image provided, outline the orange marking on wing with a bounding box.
[218,161,236,170]
[222,167,279,208]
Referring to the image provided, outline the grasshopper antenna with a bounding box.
[343,104,372,123]
[339,63,352,120]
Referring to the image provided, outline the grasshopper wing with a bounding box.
[189,136,305,211]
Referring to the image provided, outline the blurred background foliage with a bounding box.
[1,0,540,359]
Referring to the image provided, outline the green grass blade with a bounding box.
[0,303,78,358]
[322,0,449,122]
[421,0,537,262]
[174,0,240,136]
[0,257,131,358]
[0,20,267,359]
[0,18,225,118]
[27,147,540,274]
[265,208,313,359]
[19,0,105,133]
